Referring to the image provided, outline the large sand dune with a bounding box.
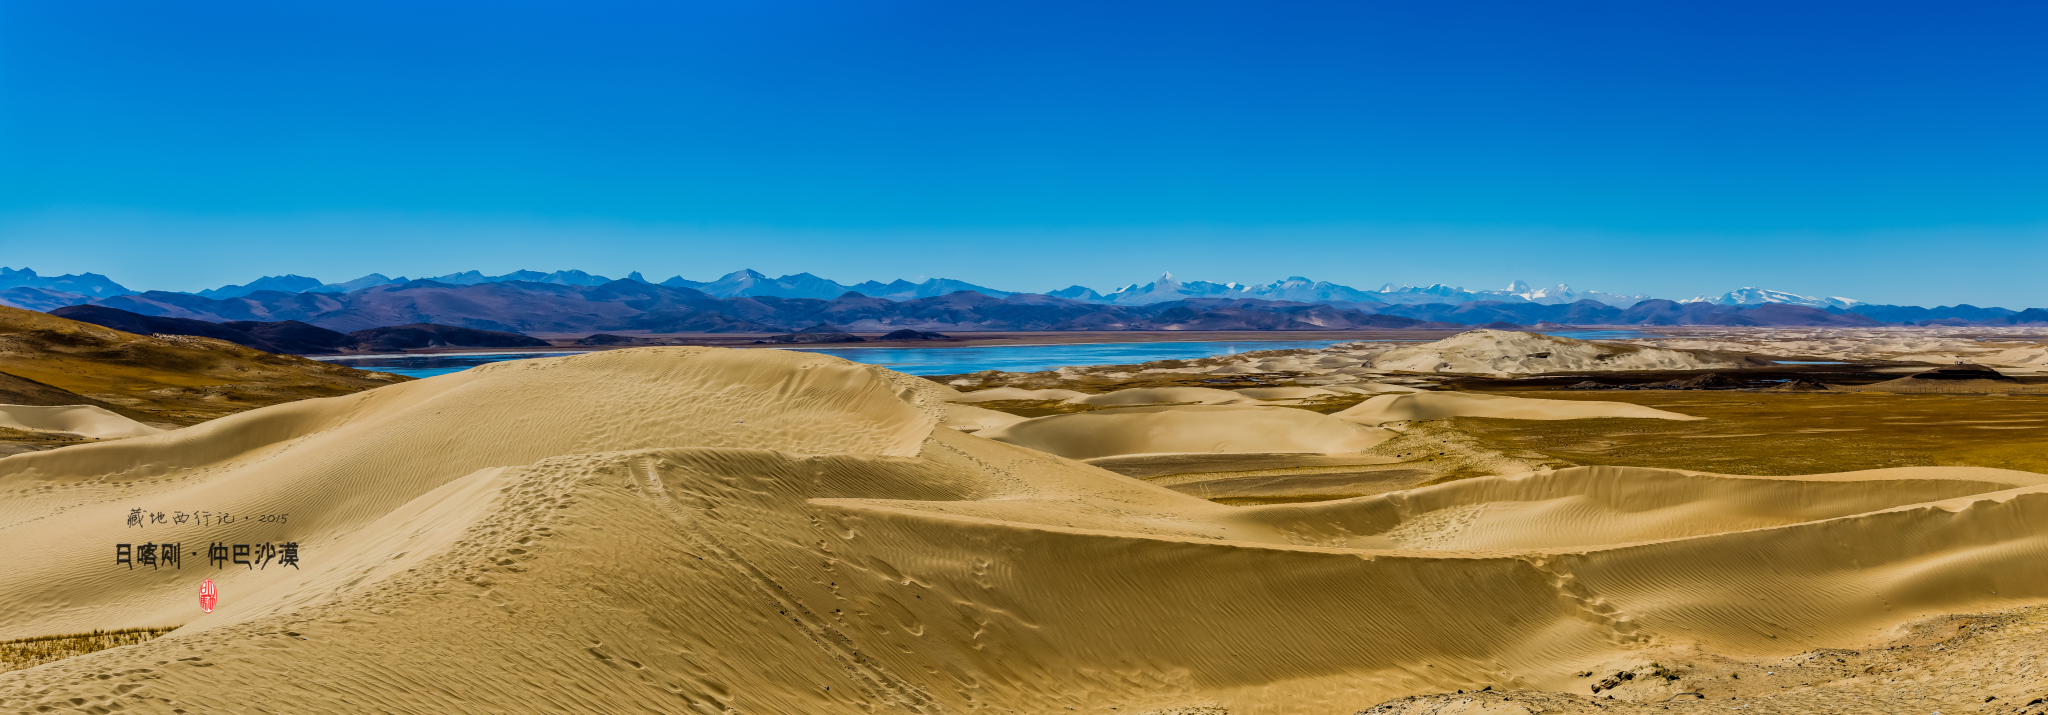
[3,347,2044,714]
[1335,391,1700,426]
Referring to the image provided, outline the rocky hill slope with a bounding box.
[0,306,406,423]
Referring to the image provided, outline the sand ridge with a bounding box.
[1617,326,2048,368]
[1365,330,1755,375]
[939,403,1029,432]
[0,405,164,440]
[1334,391,1701,426]
[2,346,2044,714]
[974,403,1397,459]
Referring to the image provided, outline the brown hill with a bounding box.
[0,305,408,424]
[0,371,155,421]
[1844,364,2044,395]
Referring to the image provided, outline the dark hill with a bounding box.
[756,323,865,344]
[52,305,550,354]
[574,333,641,346]
[347,324,551,352]
[879,329,948,340]
[53,305,356,354]
[1908,364,2019,382]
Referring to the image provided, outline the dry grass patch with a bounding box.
[0,627,176,675]
[1454,391,2048,476]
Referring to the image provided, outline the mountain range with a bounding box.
[28,277,2048,337]
[1049,274,1660,307]
[0,265,1896,308]
[3,266,2040,333]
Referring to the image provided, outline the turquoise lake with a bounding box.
[315,330,1670,379]
[318,339,1349,378]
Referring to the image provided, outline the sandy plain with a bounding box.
[2,328,2046,714]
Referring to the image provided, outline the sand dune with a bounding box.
[4,347,2045,714]
[0,404,165,439]
[946,385,1087,402]
[1975,344,2048,367]
[1368,330,1754,375]
[1335,382,1426,394]
[975,404,1394,459]
[1335,391,1701,426]
[939,403,1028,432]
[1230,386,1341,400]
[1621,327,2048,367]
[1063,386,1262,406]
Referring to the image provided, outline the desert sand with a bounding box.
[4,346,2046,714]
[1334,391,1701,426]
[975,403,1394,459]
[1619,326,2048,368]
[945,385,1088,402]
[1062,386,1265,406]
[1363,329,1757,375]
[938,403,1029,432]
[0,404,163,440]
[938,330,1769,392]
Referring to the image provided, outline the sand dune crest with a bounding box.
[0,404,164,440]
[1335,391,1699,425]
[975,404,1395,459]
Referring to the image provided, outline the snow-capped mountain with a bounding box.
[1083,274,1651,307]
[0,264,1887,316]
[1498,280,1652,308]
[1092,273,1351,305]
[1682,287,1862,310]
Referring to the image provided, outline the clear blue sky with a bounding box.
[2,1,2044,306]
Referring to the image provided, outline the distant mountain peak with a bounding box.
[1685,287,1862,310]
[0,266,135,298]
[197,274,325,300]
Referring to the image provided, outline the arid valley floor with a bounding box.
[2,317,2046,714]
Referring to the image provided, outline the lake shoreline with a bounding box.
[337,327,1706,357]
[316,338,1379,378]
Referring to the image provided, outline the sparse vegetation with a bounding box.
[1453,392,2048,476]
[0,627,176,675]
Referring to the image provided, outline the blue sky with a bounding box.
[2,1,2044,305]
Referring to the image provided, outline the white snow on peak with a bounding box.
[1691,287,1863,310]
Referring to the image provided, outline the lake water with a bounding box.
[316,352,587,379]
[319,340,1347,378]
[316,329,1663,379]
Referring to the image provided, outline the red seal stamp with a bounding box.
[199,579,217,613]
